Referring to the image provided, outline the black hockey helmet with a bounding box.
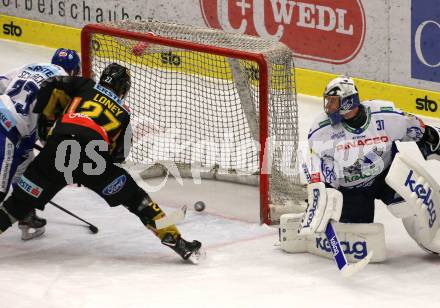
[99,63,131,99]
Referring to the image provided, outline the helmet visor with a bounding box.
[324,95,341,115]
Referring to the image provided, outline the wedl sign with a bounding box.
[200,0,366,64]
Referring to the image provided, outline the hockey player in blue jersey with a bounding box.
[0,48,80,240]
[280,76,440,263]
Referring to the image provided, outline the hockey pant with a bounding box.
[338,167,399,223]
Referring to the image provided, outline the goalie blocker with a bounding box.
[279,182,386,263]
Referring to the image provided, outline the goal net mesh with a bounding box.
[83,20,305,223]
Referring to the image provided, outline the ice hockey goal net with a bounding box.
[81,20,305,225]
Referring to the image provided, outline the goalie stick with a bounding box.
[299,151,373,277]
[324,219,373,277]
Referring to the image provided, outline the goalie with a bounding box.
[281,76,440,261]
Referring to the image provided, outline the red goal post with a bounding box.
[81,20,305,225]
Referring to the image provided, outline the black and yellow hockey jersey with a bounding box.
[34,76,131,162]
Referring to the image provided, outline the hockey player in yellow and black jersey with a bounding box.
[0,63,204,263]
[34,63,131,160]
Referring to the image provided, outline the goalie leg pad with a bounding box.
[309,222,386,263]
[280,215,386,262]
[402,215,440,254]
[387,200,415,218]
[279,213,307,253]
[386,141,440,251]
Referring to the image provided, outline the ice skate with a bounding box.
[18,209,47,240]
[161,233,205,264]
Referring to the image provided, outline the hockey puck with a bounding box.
[194,201,206,212]
[89,225,99,234]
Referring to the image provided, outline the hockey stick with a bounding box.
[33,143,44,151]
[155,205,187,229]
[324,221,373,277]
[299,152,373,277]
[49,200,99,234]
[50,201,186,234]
[34,144,184,232]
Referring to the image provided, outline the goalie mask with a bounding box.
[323,76,360,125]
[99,63,131,100]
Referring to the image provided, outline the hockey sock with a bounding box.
[155,224,180,241]
[144,207,180,241]
[127,197,181,240]
[0,205,17,232]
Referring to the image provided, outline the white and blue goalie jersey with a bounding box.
[308,100,425,189]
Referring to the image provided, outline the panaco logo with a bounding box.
[200,0,366,64]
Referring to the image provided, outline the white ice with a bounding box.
[1,39,440,308]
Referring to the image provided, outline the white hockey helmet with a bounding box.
[323,76,360,125]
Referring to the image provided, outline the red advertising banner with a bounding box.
[200,0,366,64]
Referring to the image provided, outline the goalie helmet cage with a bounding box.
[81,20,305,225]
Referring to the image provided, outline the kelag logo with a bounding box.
[411,0,440,83]
[404,170,436,228]
[315,236,367,259]
[200,0,366,64]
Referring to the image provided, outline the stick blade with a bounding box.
[341,251,374,278]
[155,205,187,229]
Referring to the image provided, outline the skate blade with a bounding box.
[187,248,206,265]
[19,226,45,240]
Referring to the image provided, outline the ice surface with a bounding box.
[1,39,440,308]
